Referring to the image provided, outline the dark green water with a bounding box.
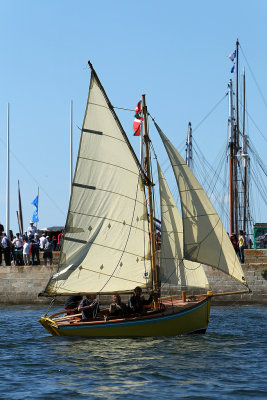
[0,305,266,399]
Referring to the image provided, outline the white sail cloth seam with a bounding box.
[68,211,149,234]
[72,186,145,205]
[71,239,150,259]
[78,156,139,177]
[160,258,204,270]
[74,267,147,284]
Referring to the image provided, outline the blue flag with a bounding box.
[227,50,236,73]
[32,195,38,208]
[32,209,39,223]
[31,195,39,222]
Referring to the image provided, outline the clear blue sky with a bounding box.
[0,0,266,233]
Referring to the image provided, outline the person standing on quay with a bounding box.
[1,233,11,266]
[52,235,57,251]
[23,239,31,266]
[43,236,53,266]
[12,233,23,266]
[57,231,63,251]
[31,234,40,265]
[0,224,3,265]
[27,221,37,237]
[39,233,47,251]
[0,232,3,266]
[238,230,245,264]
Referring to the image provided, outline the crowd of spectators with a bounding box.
[0,221,63,267]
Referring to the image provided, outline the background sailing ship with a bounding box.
[183,40,266,244]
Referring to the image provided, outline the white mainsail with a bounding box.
[155,122,246,286]
[45,72,151,295]
[158,163,209,289]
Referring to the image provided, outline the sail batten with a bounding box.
[155,122,246,286]
[44,73,151,295]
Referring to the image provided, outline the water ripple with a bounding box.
[0,305,266,399]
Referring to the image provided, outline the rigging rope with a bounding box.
[248,140,267,177]
[113,106,135,112]
[192,93,228,134]
[44,296,56,317]
[238,99,267,144]
[240,44,267,110]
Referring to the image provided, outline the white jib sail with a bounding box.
[45,73,151,295]
[158,163,209,289]
[155,123,246,286]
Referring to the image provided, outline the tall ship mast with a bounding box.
[228,39,251,236]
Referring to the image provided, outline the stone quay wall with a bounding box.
[0,250,266,305]
[204,249,267,304]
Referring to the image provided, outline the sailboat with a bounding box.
[39,62,248,337]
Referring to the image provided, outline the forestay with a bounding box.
[155,123,246,286]
[158,163,209,289]
[45,73,151,295]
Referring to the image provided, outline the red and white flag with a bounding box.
[133,100,143,136]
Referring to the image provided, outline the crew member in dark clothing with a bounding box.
[128,286,153,314]
[64,295,83,315]
[2,233,11,266]
[108,293,127,317]
[78,294,99,320]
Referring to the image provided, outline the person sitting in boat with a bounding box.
[64,295,83,315]
[108,293,127,318]
[78,294,99,320]
[128,286,153,315]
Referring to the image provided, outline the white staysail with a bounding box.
[45,72,151,295]
[158,163,209,289]
[155,123,246,286]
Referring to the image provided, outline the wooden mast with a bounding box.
[234,39,240,235]
[142,94,159,305]
[242,68,248,232]
[236,39,239,150]
[228,80,235,234]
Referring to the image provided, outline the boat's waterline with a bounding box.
[39,297,211,337]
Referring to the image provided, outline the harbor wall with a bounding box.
[0,250,266,305]
[204,249,267,304]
